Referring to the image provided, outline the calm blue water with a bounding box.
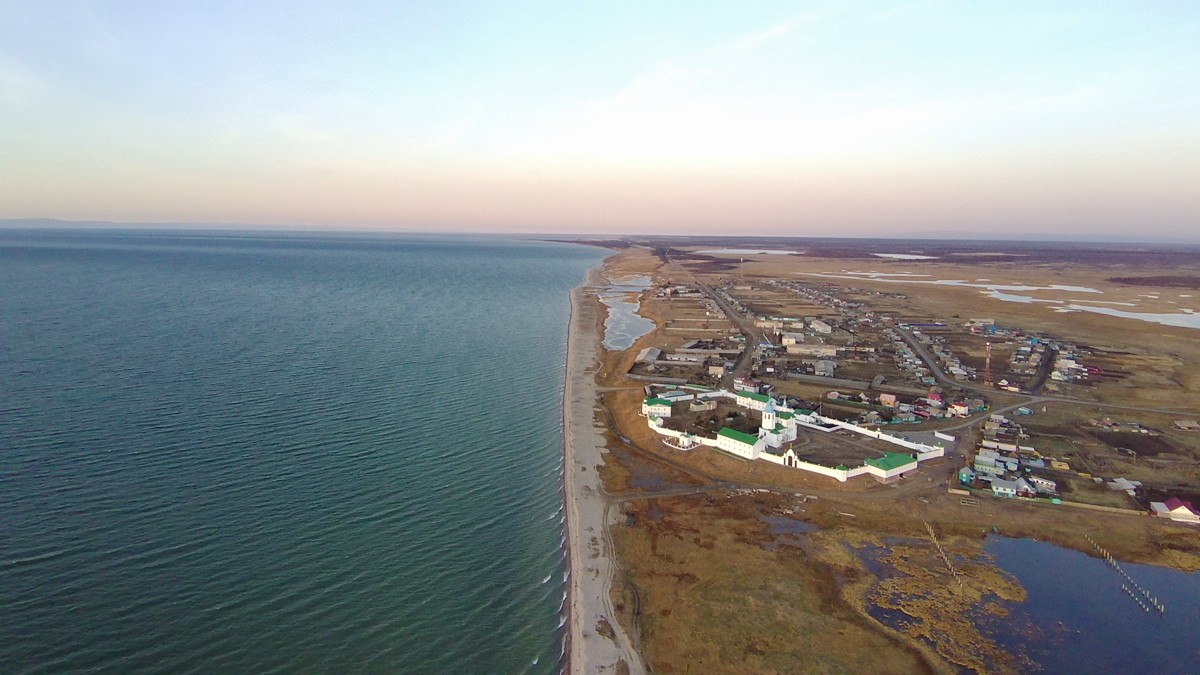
[600,276,653,351]
[0,229,603,673]
[984,536,1200,674]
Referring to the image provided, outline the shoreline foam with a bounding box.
[563,265,645,674]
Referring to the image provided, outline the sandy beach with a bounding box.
[564,266,645,674]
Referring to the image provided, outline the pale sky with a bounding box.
[2,1,1198,240]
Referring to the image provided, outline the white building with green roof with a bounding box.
[862,452,919,482]
[735,390,772,411]
[641,397,673,418]
[715,427,765,460]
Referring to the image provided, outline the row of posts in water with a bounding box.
[923,519,965,592]
[1085,534,1164,615]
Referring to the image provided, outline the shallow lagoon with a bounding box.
[600,275,654,351]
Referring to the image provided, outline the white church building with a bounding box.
[642,388,947,482]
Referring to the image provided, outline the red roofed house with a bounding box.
[1150,497,1200,523]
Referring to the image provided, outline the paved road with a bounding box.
[894,326,994,396]
[665,258,763,385]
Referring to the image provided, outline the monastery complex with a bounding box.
[641,387,950,483]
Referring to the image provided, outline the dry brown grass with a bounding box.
[611,492,942,674]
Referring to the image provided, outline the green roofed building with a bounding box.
[715,426,764,460]
[863,452,918,482]
[718,427,759,445]
[641,397,673,417]
[864,452,917,471]
[735,390,773,411]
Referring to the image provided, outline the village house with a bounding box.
[1014,477,1036,498]
[986,475,1038,498]
[1028,476,1057,494]
[991,478,1018,498]
[733,377,761,393]
[1150,498,1200,523]
[813,360,837,377]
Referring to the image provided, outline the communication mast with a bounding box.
[982,341,993,386]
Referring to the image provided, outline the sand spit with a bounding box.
[564,267,645,674]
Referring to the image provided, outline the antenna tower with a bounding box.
[982,341,993,386]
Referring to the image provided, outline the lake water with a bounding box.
[0,229,603,673]
[798,271,1102,294]
[1056,304,1200,329]
[696,248,799,255]
[800,271,1200,330]
[984,536,1200,674]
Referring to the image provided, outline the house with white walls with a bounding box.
[735,389,772,411]
[640,397,673,418]
[1151,498,1200,523]
[715,427,765,459]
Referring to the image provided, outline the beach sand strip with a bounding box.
[564,267,646,674]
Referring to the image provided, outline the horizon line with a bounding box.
[2,217,1199,247]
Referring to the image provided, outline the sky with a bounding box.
[1,1,1198,240]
